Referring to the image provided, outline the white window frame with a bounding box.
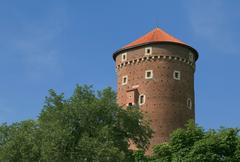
[122,75,128,85]
[189,52,194,62]
[145,70,153,79]
[173,70,181,80]
[139,94,145,105]
[187,98,192,110]
[121,53,127,62]
[145,47,152,55]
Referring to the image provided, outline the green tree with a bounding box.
[38,85,152,162]
[0,85,152,162]
[0,120,40,162]
[133,149,148,162]
[151,120,240,162]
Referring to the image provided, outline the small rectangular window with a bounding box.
[128,103,133,106]
[145,47,152,55]
[145,70,153,79]
[121,53,127,62]
[122,75,128,85]
[173,71,181,80]
[139,94,145,105]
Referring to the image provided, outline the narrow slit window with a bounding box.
[189,52,194,62]
[145,47,152,55]
[173,71,181,80]
[121,53,127,62]
[139,94,145,105]
[187,98,192,109]
[122,75,128,85]
[145,70,153,79]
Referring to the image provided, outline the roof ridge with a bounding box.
[152,28,157,41]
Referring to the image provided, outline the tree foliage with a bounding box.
[0,85,153,162]
[148,120,240,162]
[0,120,40,162]
[1,85,240,162]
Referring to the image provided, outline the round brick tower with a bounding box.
[112,27,198,154]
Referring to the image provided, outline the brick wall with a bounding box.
[114,43,197,155]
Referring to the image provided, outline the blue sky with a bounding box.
[0,0,239,129]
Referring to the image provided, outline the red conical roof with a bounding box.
[124,27,185,48]
[113,27,198,60]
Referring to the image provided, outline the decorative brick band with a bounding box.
[116,55,195,70]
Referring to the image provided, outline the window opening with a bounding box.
[122,75,128,85]
[173,71,181,80]
[145,70,153,79]
[145,47,152,55]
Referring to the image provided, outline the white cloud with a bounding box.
[184,0,239,55]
